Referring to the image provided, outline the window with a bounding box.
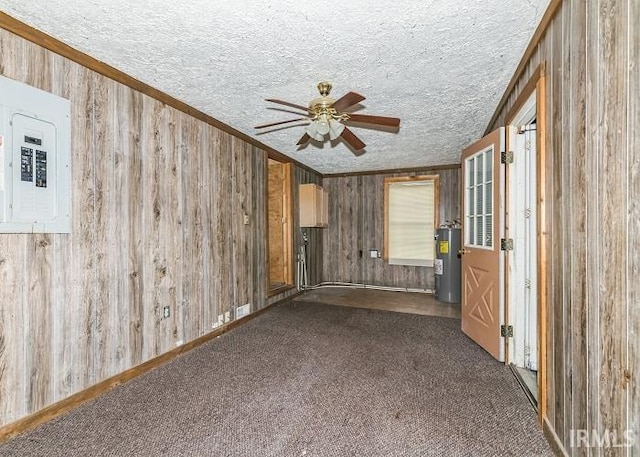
[464,146,493,249]
[384,176,439,266]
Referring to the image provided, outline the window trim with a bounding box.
[383,175,440,263]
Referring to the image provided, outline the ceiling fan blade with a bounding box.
[345,113,401,128]
[331,91,366,112]
[265,98,310,113]
[254,117,309,129]
[297,133,311,145]
[340,127,366,151]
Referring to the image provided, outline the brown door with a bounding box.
[460,128,505,361]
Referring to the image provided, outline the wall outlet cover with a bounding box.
[236,303,250,318]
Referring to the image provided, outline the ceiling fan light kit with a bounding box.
[256,82,400,154]
[328,118,345,140]
[305,115,344,141]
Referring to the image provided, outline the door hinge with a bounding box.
[501,151,514,164]
[500,238,514,251]
[501,325,514,338]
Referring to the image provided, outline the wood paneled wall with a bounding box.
[0,28,322,428]
[322,167,460,290]
[488,0,639,454]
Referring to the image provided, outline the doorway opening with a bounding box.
[507,91,539,406]
[266,158,293,294]
[460,64,547,421]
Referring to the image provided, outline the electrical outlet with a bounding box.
[175,339,184,347]
[236,303,250,318]
[212,321,220,329]
[163,306,170,318]
[224,311,231,323]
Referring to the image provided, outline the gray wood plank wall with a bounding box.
[489,0,639,454]
[0,28,322,427]
[322,167,460,290]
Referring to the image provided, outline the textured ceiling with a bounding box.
[0,0,549,174]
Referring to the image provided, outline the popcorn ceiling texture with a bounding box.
[0,0,549,174]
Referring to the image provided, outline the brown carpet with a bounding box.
[0,301,552,456]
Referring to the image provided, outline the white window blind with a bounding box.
[387,179,436,266]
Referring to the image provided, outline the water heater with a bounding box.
[434,228,462,303]
[0,75,71,233]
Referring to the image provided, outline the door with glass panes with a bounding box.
[460,128,505,361]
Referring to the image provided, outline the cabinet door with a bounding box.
[300,184,328,228]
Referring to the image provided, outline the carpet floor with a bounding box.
[0,301,552,456]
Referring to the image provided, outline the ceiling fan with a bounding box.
[254,82,401,152]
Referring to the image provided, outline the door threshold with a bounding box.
[509,363,538,412]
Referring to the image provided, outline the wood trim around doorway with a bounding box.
[505,63,548,425]
[266,159,294,296]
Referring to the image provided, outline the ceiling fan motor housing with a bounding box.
[317,81,332,96]
[309,82,340,120]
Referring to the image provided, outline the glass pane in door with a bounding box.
[464,146,494,249]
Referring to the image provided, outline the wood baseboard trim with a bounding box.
[268,285,297,298]
[542,417,569,457]
[0,297,291,443]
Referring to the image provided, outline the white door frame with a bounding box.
[502,63,548,422]
[507,92,538,371]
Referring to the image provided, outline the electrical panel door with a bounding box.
[0,75,71,233]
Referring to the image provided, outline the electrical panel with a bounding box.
[0,75,71,233]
